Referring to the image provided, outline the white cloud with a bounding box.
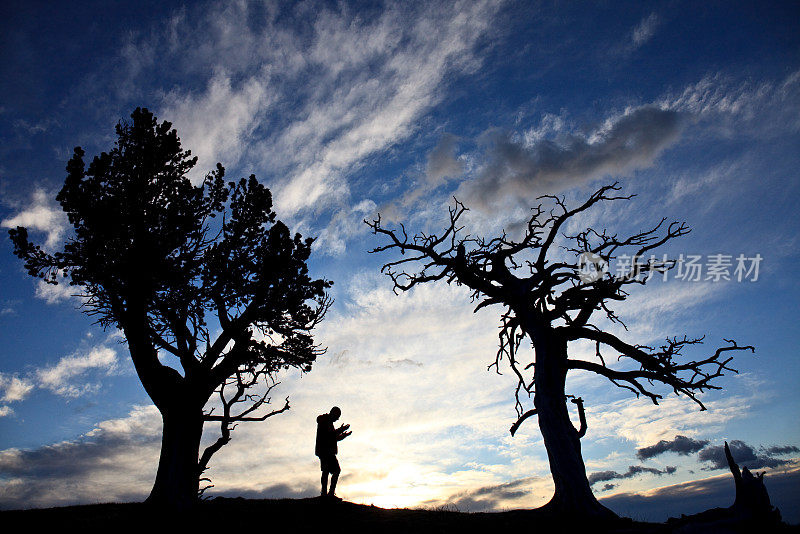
[522,112,570,144]
[1,188,67,249]
[34,280,81,304]
[608,12,661,58]
[631,13,660,48]
[138,1,504,217]
[36,346,118,398]
[269,1,502,216]
[314,199,377,256]
[0,373,33,418]
[0,373,33,403]
[608,281,722,338]
[1,191,86,306]
[161,70,272,183]
[668,74,768,117]
[85,404,162,439]
[587,385,758,447]
[667,159,740,205]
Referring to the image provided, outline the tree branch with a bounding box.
[571,396,587,438]
[510,409,538,436]
[198,370,290,476]
[565,333,754,409]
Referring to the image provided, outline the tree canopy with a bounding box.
[10,107,332,506]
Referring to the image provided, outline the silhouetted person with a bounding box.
[315,406,351,500]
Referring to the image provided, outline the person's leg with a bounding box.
[321,456,331,496]
[329,471,338,496]
[321,470,329,496]
[328,457,341,497]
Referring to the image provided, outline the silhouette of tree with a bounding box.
[366,183,753,517]
[9,108,332,508]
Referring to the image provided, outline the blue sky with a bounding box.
[1,0,799,522]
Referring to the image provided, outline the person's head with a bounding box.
[330,406,341,421]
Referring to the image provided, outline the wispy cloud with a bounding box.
[161,71,270,183]
[313,199,377,256]
[667,158,743,206]
[130,1,505,219]
[608,12,662,58]
[0,300,18,316]
[664,69,800,137]
[631,13,660,49]
[426,476,546,512]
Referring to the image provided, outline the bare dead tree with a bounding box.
[724,441,780,522]
[665,443,781,530]
[366,182,753,517]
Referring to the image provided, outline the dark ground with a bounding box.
[2,498,799,533]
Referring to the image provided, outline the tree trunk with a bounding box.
[120,307,204,509]
[146,398,204,509]
[531,329,616,518]
[725,442,780,521]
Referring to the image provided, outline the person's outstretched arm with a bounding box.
[336,423,352,440]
